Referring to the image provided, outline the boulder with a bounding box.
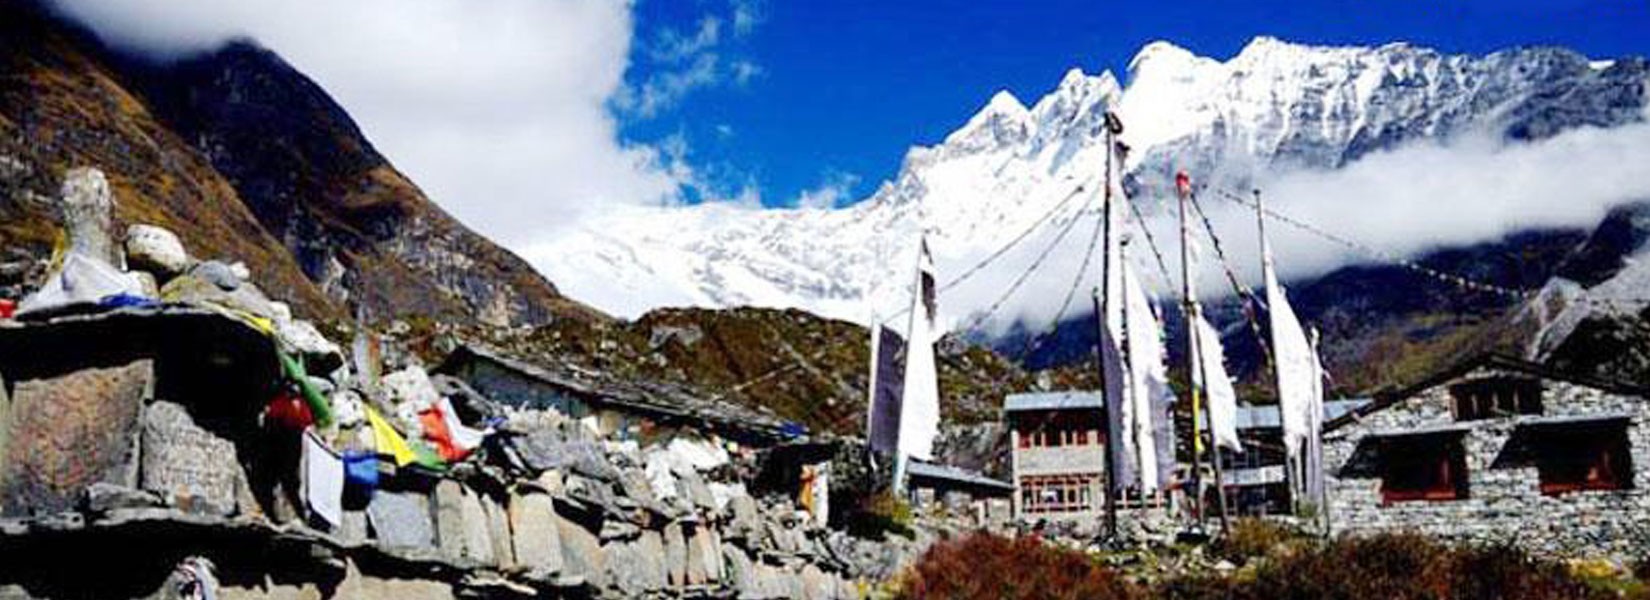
[277,318,345,375]
[160,262,279,320]
[124,224,191,278]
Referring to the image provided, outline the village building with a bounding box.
[1324,353,1650,558]
[1221,399,1368,516]
[1003,391,1107,520]
[905,460,1014,523]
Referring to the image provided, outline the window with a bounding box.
[1451,377,1542,421]
[1535,423,1634,496]
[1019,474,1099,514]
[1013,410,1103,450]
[1380,434,1468,503]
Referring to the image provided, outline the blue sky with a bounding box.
[617,0,1650,209]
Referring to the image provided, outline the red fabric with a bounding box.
[419,408,469,462]
[264,390,314,430]
[0,299,14,319]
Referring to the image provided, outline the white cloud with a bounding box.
[615,1,762,119]
[949,121,1650,337]
[47,0,690,251]
[731,0,763,37]
[730,60,764,87]
[649,16,721,63]
[795,171,861,210]
[616,52,722,118]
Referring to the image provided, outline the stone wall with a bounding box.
[1325,364,1650,559]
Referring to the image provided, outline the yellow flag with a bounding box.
[366,405,416,467]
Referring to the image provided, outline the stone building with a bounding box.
[1324,353,1650,558]
[905,461,1013,524]
[1003,391,1106,520]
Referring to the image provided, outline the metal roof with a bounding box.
[1234,399,1371,430]
[1004,391,1104,413]
[1514,413,1633,428]
[907,461,1014,491]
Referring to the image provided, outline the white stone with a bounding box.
[124,224,191,277]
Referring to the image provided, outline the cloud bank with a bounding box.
[45,0,747,251]
[976,119,1650,334]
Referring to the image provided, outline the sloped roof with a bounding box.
[439,344,798,441]
[1324,353,1647,433]
[907,461,1014,492]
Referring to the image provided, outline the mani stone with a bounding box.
[140,401,253,517]
[555,509,607,589]
[368,490,436,550]
[434,480,495,565]
[483,493,515,570]
[0,359,151,517]
[686,524,724,584]
[508,489,565,581]
[663,522,689,586]
[125,224,191,279]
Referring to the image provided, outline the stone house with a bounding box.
[1004,391,1106,521]
[905,460,1013,524]
[1324,353,1650,558]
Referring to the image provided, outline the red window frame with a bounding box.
[1380,435,1468,504]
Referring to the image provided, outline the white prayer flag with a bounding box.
[301,429,344,528]
[898,237,941,461]
[1192,310,1243,452]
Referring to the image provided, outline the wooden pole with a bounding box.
[1096,119,1121,541]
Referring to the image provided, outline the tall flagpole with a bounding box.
[1096,111,1122,540]
[1178,173,1229,534]
[1175,172,1206,528]
[1255,188,1299,514]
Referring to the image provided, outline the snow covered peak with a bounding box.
[539,37,1650,326]
[942,90,1032,154]
[1127,40,1201,78]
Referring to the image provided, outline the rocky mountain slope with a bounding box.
[0,1,580,328]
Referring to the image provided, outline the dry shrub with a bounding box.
[896,532,1137,600]
[1174,532,1611,600]
[1213,518,1304,563]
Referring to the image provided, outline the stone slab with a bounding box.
[367,490,436,549]
[140,400,248,516]
[508,489,565,579]
[0,359,150,516]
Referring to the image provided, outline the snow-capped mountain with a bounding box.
[541,37,1650,328]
